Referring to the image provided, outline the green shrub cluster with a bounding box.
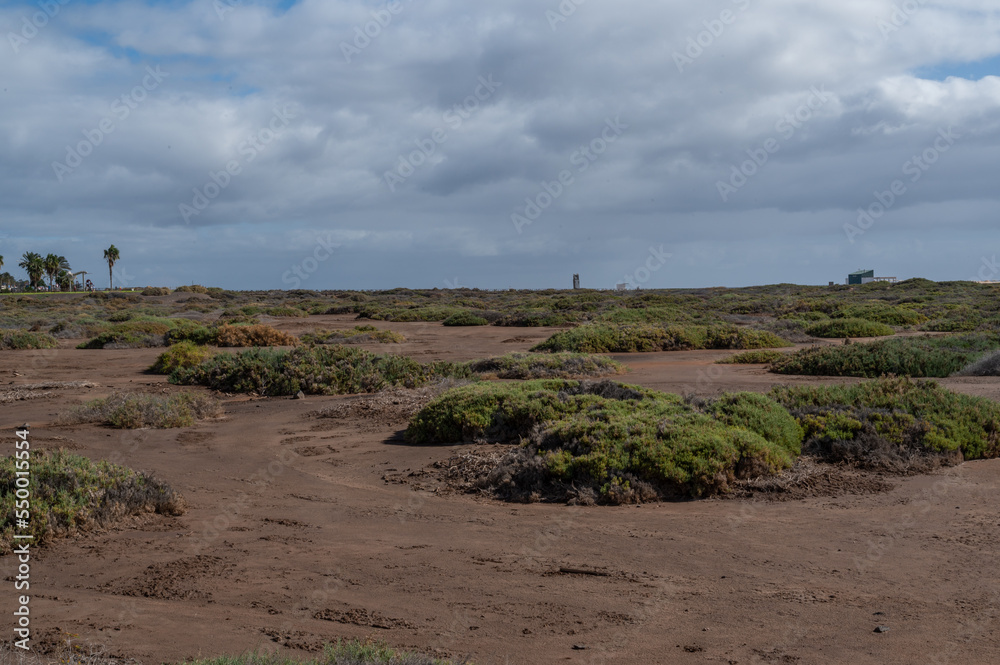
[834,302,925,326]
[407,377,1000,501]
[1,450,184,553]
[769,377,1000,461]
[150,341,216,374]
[141,287,171,296]
[172,346,460,396]
[407,380,801,499]
[805,318,895,338]
[463,352,625,379]
[0,330,58,350]
[717,349,789,364]
[773,333,1000,378]
[442,311,489,326]
[532,323,790,353]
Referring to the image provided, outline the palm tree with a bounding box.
[0,272,14,291]
[43,254,70,291]
[104,245,120,290]
[0,255,4,275]
[18,252,44,290]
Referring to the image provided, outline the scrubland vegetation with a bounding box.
[62,392,223,429]
[0,450,183,554]
[406,376,1000,503]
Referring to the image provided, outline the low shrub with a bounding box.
[173,346,460,396]
[493,312,576,327]
[62,391,223,428]
[0,330,58,350]
[150,341,216,374]
[463,352,625,379]
[301,325,406,345]
[214,324,298,347]
[717,349,788,364]
[834,302,925,326]
[406,380,799,500]
[770,376,1000,465]
[442,311,489,326]
[409,377,1000,502]
[174,285,209,294]
[1,449,184,553]
[141,287,171,296]
[532,324,790,353]
[264,306,309,318]
[806,318,895,338]
[773,333,1000,378]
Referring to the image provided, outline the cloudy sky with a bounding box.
[1,0,999,290]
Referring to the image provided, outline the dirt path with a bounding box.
[2,321,999,664]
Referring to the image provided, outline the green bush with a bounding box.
[1,449,184,553]
[532,324,790,353]
[834,302,925,326]
[406,380,799,499]
[62,391,223,429]
[150,341,216,374]
[773,333,1000,378]
[717,350,788,364]
[0,330,58,350]
[264,306,309,318]
[141,287,171,296]
[463,352,625,379]
[806,318,895,338]
[174,285,209,294]
[442,311,489,326]
[173,346,463,396]
[770,377,1000,461]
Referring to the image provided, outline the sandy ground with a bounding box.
[2,317,999,664]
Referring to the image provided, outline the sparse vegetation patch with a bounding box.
[1,450,184,553]
[62,391,223,429]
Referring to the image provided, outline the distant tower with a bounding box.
[572,274,580,289]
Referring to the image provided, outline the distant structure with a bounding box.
[846,269,897,285]
[615,282,628,291]
[572,274,580,289]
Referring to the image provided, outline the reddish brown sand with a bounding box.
[2,317,999,664]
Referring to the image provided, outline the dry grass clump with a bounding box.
[61,391,223,429]
[214,323,299,347]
